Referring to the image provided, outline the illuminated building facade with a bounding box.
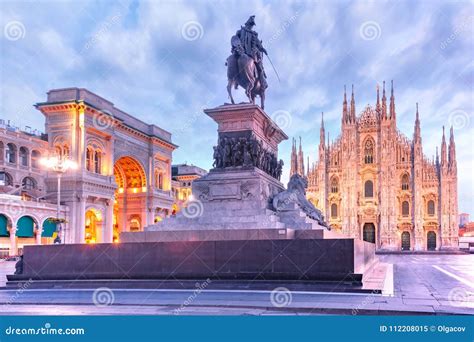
[290,82,459,251]
[170,163,207,216]
[1,88,178,254]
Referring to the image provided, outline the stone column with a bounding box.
[95,220,103,243]
[77,196,86,243]
[147,207,155,226]
[104,200,114,243]
[35,225,43,245]
[9,227,17,256]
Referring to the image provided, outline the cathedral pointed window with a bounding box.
[331,177,339,193]
[364,138,374,164]
[331,203,338,218]
[427,200,435,216]
[364,180,374,198]
[402,201,409,217]
[401,173,410,190]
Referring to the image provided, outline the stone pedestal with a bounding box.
[204,103,287,154]
[146,104,293,233]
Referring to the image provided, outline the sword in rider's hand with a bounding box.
[264,51,281,83]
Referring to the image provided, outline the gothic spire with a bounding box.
[320,112,325,148]
[389,80,396,120]
[342,85,348,124]
[350,84,356,123]
[376,83,381,118]
[414,103,421,143]
[441,126,447,166]
[290,138,297,176]
[382,80,387,119]
[449,126,456,169]
[297,136,305,175]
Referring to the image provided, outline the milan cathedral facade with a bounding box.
[290,82,458,251]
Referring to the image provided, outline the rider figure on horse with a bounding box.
[231,16,268,90]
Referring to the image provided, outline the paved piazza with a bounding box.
[0,254,472,315]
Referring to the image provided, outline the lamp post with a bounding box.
[40,154,77,244]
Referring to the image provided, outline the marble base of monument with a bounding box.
[8,238,376,286]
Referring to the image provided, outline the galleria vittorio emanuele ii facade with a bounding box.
[290,82,458,251]
[0,88,204,256]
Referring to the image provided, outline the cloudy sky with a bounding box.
[1,0,473,213]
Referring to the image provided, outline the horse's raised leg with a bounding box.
[260,91,265,110]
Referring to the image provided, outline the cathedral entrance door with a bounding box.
[427,231,436,251]
[362,223,376,244]
[401,231,410,251]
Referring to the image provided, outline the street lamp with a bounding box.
[40,154,78,244]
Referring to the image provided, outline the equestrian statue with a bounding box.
[226,16,278,110]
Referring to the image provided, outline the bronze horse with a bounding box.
[226,53,265,109]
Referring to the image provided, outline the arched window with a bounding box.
[363,223,376,244]
[401,173,409,190]
[159,173,163,189]
[364,180,374,198]
[86,148,92,171]
[22,177,37,190]
[130,218,141,231]
[155,169,164,189]
[63,145,69,158]
[331,177,339,193]
[19,147,28,166]
[94,150,101,174]
[401,232,410,250]
[331,203,338,218]
[427,231,436,250]
[402,201,409,217]
[427,200,435,216]
[0,172,13,186]
[364,138,374,164]
[31,150,41,168]
[55,144,69,159]
[6,143,16,163]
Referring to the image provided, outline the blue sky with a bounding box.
[1,0,473,214]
